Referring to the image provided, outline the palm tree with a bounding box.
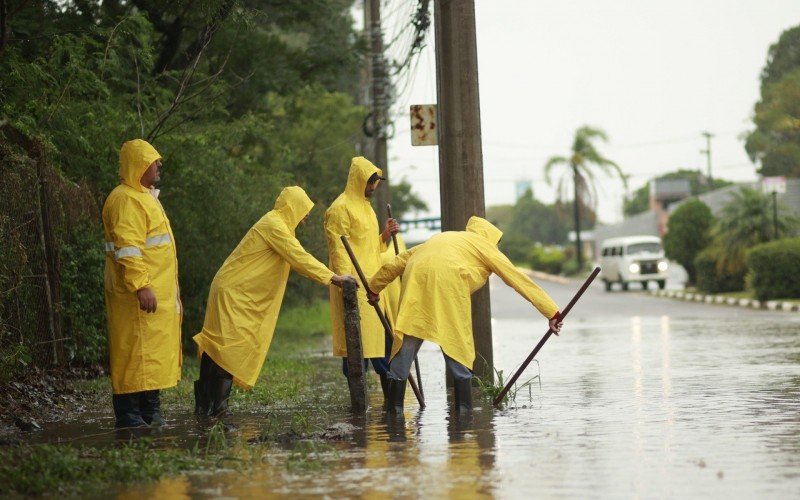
[544,126,626,270]
[711,187,796,274]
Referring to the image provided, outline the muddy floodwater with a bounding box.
[36,279,800,498]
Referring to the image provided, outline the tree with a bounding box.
[624,170,733,217]
[663,199,713,285]
[744,25,800,177]
[710,187,796,275]
[382,177,428,220]
[544,125,625,270]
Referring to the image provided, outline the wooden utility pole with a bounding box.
[433,0,493,380]
[366,0,390,226]
[701,130,713,186]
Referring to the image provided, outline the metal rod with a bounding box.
[493,267,601,407]
[340,235,426,408]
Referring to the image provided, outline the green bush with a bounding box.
[663,199,713,285]
[499,234,535,264]
[61,222,108,366]
[694,249,745,293]
[529,245,565,275]
[747,237,800,301]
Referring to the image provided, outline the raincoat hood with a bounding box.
[274,186,314,228]
[119,139,161,192]
[466,216,503,245]
[344,156,383,199]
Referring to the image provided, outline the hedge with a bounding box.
[747,237,800,301]
[694,250,745,294]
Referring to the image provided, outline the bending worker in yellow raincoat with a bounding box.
[193,186,355,427]
[325,157,400,399]
[369,216,562,413]
[102,139,182,428]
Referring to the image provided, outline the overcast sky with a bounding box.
[371,0,799,225]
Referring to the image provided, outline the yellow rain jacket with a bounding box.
[380,233,407,323]
[194,187,335,389]
[370,216,559,369]
[325,157,389,358]
[102,139,182,395]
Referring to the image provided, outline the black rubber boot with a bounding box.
[386,378,406,415]
[453,378,473,412]
[140,390,165,426]
[194,380,209,417]
[379,372,390,410]
[112,393,148,428]
[209,377,237,431]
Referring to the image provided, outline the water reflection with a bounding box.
[26,300,800,498]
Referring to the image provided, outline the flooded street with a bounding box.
[51,277,800,498]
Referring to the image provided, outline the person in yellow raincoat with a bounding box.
[324,157,400,399]
[369,216,563,413]
[193,186,355,427]
[102,139,182,428]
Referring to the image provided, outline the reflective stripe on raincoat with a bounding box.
[102,139,182,395]
[194,186,335,389]
[325,157,389,358]
[369,216,559,370]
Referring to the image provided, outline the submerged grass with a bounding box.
[0,301,349,496]
[476,359,542,407]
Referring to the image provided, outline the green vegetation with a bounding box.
[663,199,713,285]
[744,24,800,177]
[747,237,800,301]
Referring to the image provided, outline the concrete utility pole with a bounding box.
[366,0,390,226]
[701,131,713,186]
[433,0,493,380]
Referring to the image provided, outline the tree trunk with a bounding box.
[572,164,583,271]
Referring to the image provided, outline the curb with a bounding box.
[649,289,800,312]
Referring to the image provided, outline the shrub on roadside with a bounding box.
[499,234,535,264]
[663,199,713,285]
[747,237,800,301]
[694,249,745,293]
[529,245,565,275]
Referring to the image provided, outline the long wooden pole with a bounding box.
[387,204,423,400]
[340,236,425,408]
[493,267,601,407]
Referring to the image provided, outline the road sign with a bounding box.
[762,176,787,194]
[410,104,437,146]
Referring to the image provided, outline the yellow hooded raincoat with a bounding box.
[325,157,389,358]
[369,216,559,370]
[194,186,335,389]
[380,233,407,323]
[102,139,182,394]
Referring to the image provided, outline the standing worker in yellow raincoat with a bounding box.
[193,186,356,427]
[369,216,563,414]
[102,139,182,428]
[324,157,400,399]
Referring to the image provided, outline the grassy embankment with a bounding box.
[0,301,353,496]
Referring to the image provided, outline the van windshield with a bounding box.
[626,242,662,255]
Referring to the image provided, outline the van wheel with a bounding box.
[604,280,612,291]
[657,280,666,290]
[621,281,629,291]
[642,281,648,290]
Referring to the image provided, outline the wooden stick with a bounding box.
[340,235,426,408]
[387,204,424,400]
[493,267,601,407]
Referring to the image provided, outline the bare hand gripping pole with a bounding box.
[492,267,601,408]
[340,235,426,408]
[387,203,423,401]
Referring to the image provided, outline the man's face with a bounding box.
[140,159,162,188]
[364,180,377,198]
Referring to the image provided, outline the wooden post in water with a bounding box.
[342,279,367,412]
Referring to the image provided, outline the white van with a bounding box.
[599,236,669,291]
